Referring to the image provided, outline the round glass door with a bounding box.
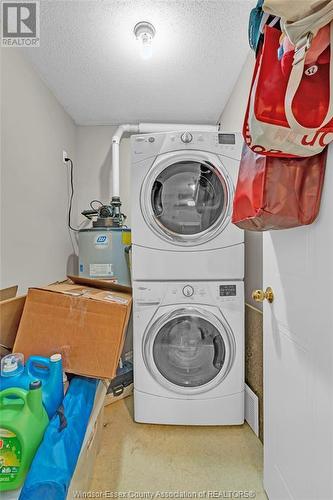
[152,161,226,236]
[141,153,232,246]
[145,309,234,392]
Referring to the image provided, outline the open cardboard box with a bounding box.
[0,286,26,355]
[13,276,132,379]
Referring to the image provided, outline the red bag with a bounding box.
[232,144,327,231]
[244,24,333,157]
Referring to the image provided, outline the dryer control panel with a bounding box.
[131,131,242,162]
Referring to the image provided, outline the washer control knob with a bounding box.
[181,132,193,143]
[183,285,194,297]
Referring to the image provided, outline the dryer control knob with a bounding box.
[181,132,193,143]
[183,285,194,297]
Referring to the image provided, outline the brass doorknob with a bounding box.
[252,287,274,303]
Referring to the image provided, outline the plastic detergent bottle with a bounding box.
[0,381,49,491]
[0,353,64,418]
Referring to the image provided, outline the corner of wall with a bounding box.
[218,50,255,131]
[1,49,77,292]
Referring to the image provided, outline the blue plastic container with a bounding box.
[0,353,64,418]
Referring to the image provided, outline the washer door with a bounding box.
[144,308,235,395]
[141,152,233,246]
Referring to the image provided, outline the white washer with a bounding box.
[131,131,244,281]
[133,280,244,425]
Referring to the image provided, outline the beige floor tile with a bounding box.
[91,396,267,499]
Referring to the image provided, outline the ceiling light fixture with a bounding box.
[134,21,155,60]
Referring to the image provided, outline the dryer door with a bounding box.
[141,152,233,246]
[144,307,235,395]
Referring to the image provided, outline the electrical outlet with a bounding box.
[62,150,68,164]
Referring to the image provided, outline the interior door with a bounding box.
[263,147,333,499]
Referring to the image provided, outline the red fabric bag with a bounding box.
[258,28,332,130]
[232,144,327,231]
[244,24,333,157]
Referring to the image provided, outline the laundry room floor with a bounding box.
[91,396,267,499]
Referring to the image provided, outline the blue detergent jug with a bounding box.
[0,353,64,418]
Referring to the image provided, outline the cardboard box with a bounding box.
[13,277,132,379]
[67,380,108,498]
[0,286,26,350]
[0,285,18,302]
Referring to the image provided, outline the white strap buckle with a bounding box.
[293,32,313,65]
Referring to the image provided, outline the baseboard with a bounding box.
[245,383,259,437]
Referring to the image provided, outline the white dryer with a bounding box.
[133,280,244,425]
[131,131,244,281]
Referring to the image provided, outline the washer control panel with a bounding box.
[134,282,242,307]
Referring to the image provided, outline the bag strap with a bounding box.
[268,16,280,28]
[259,13,279,34]
[283,2,333,45]
[284,21,333,134]
[259,12,270,34]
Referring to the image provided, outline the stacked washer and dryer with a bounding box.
[131,131,244,425]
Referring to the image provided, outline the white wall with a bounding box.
[219,51,263,309]
[76,126,131,226]
[1,48,77,294]
[219,51,254,130]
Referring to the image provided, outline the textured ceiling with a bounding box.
[24,0,254,125]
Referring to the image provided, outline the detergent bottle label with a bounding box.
[0,429,21,484]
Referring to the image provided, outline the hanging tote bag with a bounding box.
[244,23,333,157]
[263,0,333,22]
[263,0,333,42]
[232,144,327,231]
